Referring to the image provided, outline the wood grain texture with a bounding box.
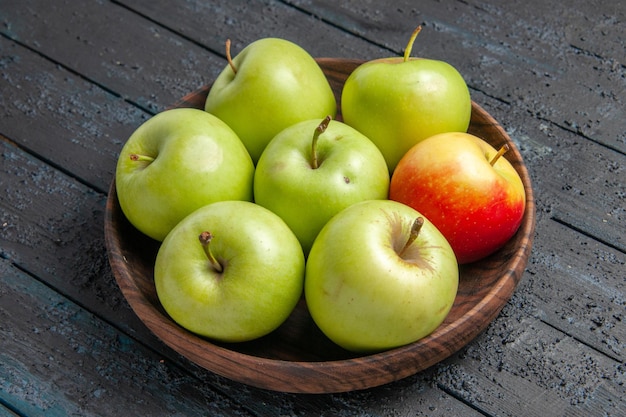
[435,314,626,417]
[0,259,247,417]
[117,0,385,61]
[0,36,147,193]
[0,0,217,113]
[105,58,536,393]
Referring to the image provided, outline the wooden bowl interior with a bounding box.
[105,58,536,394]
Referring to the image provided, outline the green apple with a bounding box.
[389,132,526,264]
[305,199,459,352]
[204,37,337,163]
[155,200,305,343]
[254,116,390,255]
[115,108,254,241]
[341,26,471,171]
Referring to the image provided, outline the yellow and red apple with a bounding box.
[389,132,526,264]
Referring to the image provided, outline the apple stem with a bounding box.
[225,39,237,74]
[490,144,510,166]
[399,217,424,257]
[199,231,223,273]
[403,25,422,62]
[311,115,332,169]
[130,153,155,163]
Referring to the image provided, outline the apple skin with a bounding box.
[254,118,390,255]
[305,199,459,353]
[115,108,255,241]
[204,38,337,163]
[389,132,526,264]
[341,57,471,172]
[154,200,305,343]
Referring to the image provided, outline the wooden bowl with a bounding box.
[104,58,536,394]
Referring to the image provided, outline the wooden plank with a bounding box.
[0,134,166,346]
[117,0,387,61]
[460,0,626,65]
[0,258,252,417]
[283,0,626,153]
[434,314,626,416]
[0,405,19,417]
[456,0,626,154]
[0,37,145,193]
[479,91,626,254]
[300,375,487,417]
[0,0,386,114]
[519,217,626,362]
[0,0,222,113]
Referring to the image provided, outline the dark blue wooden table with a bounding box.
[1,1,625,415]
